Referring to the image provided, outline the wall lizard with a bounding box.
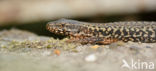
[46,18,156,44]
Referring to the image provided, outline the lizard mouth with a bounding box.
[48,28,65,35]
[46,24,65,35]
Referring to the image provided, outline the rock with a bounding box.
[85,54,97,62]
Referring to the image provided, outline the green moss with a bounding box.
[0,37,80,52]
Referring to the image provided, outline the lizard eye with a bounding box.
[61,24,65,27]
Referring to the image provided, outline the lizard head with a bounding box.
[46,18,83,36]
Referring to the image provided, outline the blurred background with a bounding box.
[0,0,156,36]
[1,1,156,71]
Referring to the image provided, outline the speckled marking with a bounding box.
[46,18,156,44]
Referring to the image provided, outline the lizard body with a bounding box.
[46,18,156,44]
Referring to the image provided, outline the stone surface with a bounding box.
[0,29,156,71]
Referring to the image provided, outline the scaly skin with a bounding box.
[46,18,156,44]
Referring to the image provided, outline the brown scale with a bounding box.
[46,18,156,45]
